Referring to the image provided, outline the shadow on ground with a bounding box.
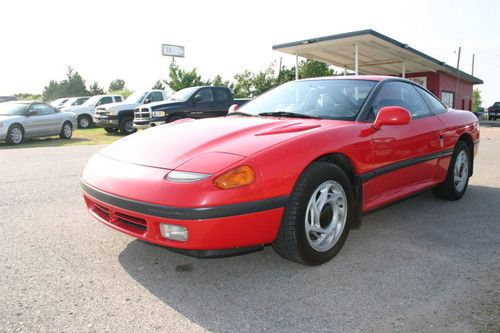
[118,185,500,332]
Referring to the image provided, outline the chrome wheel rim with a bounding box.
[63,124,72,137]
[80,117,89,128]
[11,127,22,143]
[454,150,469,192]
[124,121,134,133]
[305,180,347,252]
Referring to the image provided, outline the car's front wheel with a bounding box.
[272,162,353,265]
[432,140,471,200]
[77,115,92,129]
[119,117,136,135]
[59,121,73,139]
[6,124,24,145]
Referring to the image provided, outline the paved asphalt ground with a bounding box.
[0,128,499,333]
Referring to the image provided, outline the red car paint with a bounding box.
[81,76,479,253]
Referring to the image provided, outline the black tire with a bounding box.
[272,162,353,265]
[104,127,119,134]
[6,124,24,145]
[119,117,136,135]
[59,121,73,139]
[432,140,471,200]
[77,114,93,129]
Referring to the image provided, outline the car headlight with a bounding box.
[152,111,165,117]
[166,170,212,182]
[213,165,255,189]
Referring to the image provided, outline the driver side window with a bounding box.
[370,82,431,120]
[30,103,56,115]
[195,88,214,103]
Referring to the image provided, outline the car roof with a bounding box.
[299,75,391,82]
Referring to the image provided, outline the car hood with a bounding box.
[98,116,350,170]
[99,101,140,111]
[148,101,184,110]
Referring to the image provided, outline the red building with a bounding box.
[273,29,482,110]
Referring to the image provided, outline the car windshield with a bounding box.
[83,96,101,106]
[0,103,28,116]
[166,87,199,102]
[237,79,377,120]
[125,91,147,103]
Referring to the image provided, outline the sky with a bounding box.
[1,0,499,106]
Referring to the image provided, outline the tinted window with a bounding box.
[415,86,447,114]
[195,88,214,103]
[371,81,431,119]
[31,103,56,115]
[149,92,164,102]
[214,88,231,102]
[115,96,123,102]
[98,97,113,105]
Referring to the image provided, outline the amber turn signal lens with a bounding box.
[213,165,255,189]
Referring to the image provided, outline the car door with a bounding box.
[25,103,61,137]
[363,81,445,208]
[188,88,215,119]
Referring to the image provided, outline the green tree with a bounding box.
[14,93,42,101]
[152,80,165,90]
[298,60,335,79]
[167,63,209,91]
[89,81,105,95]
[109,79,126,91]
[42,67,89,101]
[233,70,255,98]
[472,88,482,112]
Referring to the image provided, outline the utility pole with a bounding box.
[471,53,475,76]
[456,46,462,70]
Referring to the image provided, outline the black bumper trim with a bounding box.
[81,181,288,220]
[168,245,265,258]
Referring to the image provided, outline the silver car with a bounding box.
[0,101,77,145]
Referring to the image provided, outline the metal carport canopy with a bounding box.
[272,29,482,84]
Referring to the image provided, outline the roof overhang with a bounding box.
[273,29,482,85]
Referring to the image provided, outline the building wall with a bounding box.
[404,71,473,110]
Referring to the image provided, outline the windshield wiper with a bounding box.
[258,111,320,119]
[227,111,254,117]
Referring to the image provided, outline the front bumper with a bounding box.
[81,181,286,254]
[95,115,119,127]
[133,119,164,129]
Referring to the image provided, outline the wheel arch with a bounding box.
[313,152,362,229]
[458,133,474,176]
[117,109,134,121]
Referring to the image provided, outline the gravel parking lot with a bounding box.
[0,128,499,332]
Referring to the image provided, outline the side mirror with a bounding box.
[144,98,151,104]
[27,110,37,116]
[228,104,239,113]
[373,106,411,130]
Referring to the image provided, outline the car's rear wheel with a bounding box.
[6,125,24,145]
[59,121,73,139]
[119,117,136,135]
[77,115,92,129]
[432,140,471,200]
[272,162,353,265]
[104,127,118,134]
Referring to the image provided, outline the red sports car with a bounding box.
[81,76,479,265]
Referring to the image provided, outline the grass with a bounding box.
[0,127,124,149]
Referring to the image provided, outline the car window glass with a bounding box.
[195,88,213,103]
[371,82,431,119]
[31,103,56,115]
[115,96,122,102]
[150,92,164,102]
[214,89,230,102]
[99,97,113,105]
[415,86,447,114]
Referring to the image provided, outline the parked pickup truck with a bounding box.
[488,102,500,121]
[133,86,250,129]
[95,90,170,134]
[65,95,122,129]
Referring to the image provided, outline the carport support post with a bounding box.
[295,53,299,80]
[402,61,406,78]
[354,43,359,75]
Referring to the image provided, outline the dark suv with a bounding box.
[488,102,500,120]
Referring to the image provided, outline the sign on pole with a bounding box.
[162,44,185,58]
